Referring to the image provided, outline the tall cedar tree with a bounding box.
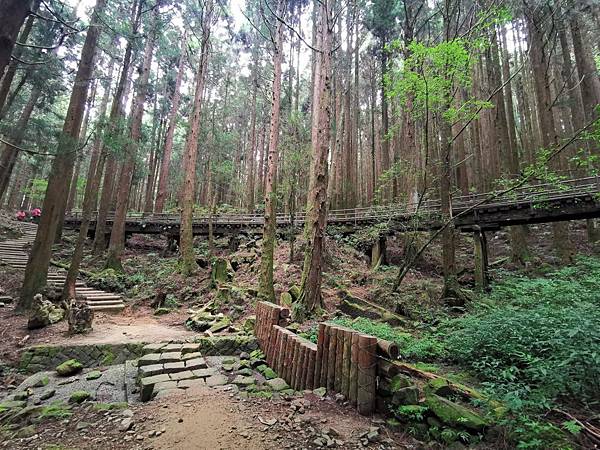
[179,0,215,276]
[259,0,286,302]
[106,2,160,271]
[18,0,107,310]
[296,0,334,318]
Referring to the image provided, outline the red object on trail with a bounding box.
[16,211,26,221]
[31,208,41,217]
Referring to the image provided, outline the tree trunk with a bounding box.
[297,0,333,319]
[258,0,285,302]
[0,84,41,202]
[154,33,186,214]
[0,0,39,113]
[0,0,33,78]
[106,5,158,271]
[527,11,573,263]
[92,3,139,255]
[18,0,106,311]
[179,0,214,276]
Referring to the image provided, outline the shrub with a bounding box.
[442,256,600,410]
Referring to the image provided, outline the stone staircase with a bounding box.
[0,221,125,313]
[137,342,228,401]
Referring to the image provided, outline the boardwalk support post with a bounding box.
[370,236,387,269]
[473,226,489,290]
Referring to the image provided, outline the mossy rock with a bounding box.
[280,292,293,307]
[243,316,256,333]
[86,370,102,380]
[390,374,414,392]
[425,394,487,431]
[0,400,27,413]
[56,359,83,376]
[211,258,233,285]
[68,391,91,404]
[154,307,173,316]
[425,378,453,397]
[93,402,127,411]
[209,316,232,333]
[392,386,420,406]
[288,285,301,301]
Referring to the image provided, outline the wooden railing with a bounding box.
[65,176,600,227]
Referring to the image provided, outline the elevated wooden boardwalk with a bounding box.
[63,176,600,237]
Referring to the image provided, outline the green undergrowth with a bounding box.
[331,316,446,361]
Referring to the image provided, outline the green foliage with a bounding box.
[331,317,446,361]
[38,402,72,420]
[88,268,129,292]
[442,256,600,411]
[393,404,428,421]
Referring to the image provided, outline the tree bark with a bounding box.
[18,0,106,311]
[106,4,158,271]
[0,0,39,113]
[0,84,41,202]
[296,0,333,318]
[0,0,33,78]
[93,3,140,255]
[258,0,285,302]
[154,33,186,213]
[527,10,573,263]
[179,0,214,276]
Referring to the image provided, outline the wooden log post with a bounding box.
[279,330,290,381]
[334,327,344,393]
[349,331,359,407]
[314,323,326,388]
[320,324,330,389]
[306,345,316,390]
[473,227,489,291]
[377,339,399,360]
[357,334,377,415]
[297,344,307,390]
[327,326,337,392]
[290,337,300,389]
[341,329,352,399]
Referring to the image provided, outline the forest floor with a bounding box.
[2,381,418,450]
[1,215,598,449]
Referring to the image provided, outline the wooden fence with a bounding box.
[255,301,399,415]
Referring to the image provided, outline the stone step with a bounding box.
[85,297,122,302]
[85,300,123,306]
[88,304,125,312]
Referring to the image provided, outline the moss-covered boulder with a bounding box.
[56,359,83,376]
[209,316,231,333]
[425,394,487,431]
[86,370,102,380]
[288,285,301,301]
[392,386,420,405]
[211,258,233,286]
[69,391,91,404]
[390,374,413,392]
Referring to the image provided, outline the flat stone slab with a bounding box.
[184,358,207,370]
[182,352,202,360]
[162,344,182,352]
[159,352,182,363]
[138,363,164,378]
[232,375,256,386]
[206,375,228,387]
[154,381,178,393]
[138,353,160,366]
[181,343,199,354]
[192,368,218,379]
[142,343,166,355]
[140,374,171,401]
[170,370,195,381]
[163,361,186,373]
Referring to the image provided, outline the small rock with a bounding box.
[68,391,91,404]
[239,352,250,360]
[122,409,134,418]
[119,418,134,432]
[56,359,83,377]
[76,421,90,431]
[40,389,56,400]
[86,370,102,380]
